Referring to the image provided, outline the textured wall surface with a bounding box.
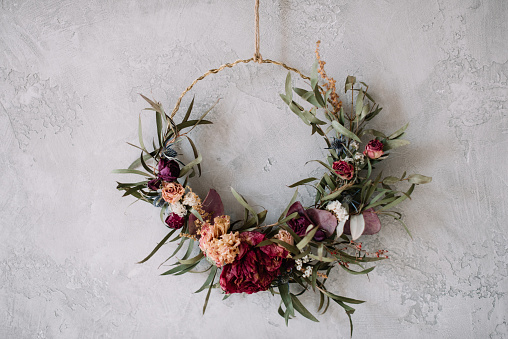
[1,0,507,338]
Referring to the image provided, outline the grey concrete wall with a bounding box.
[1,0,507,338]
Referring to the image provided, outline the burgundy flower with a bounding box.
[363,139,384,159]
[219,232,288,294]
[158,158,180,182]
[286,202,338,241]
[147,178,162,191]
[188,189,224,235]
[332,160,354,180]
[165,212,185,229]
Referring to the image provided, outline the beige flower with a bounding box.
[198,215,239,267]
[212,215,231,238]
[161,182,185,204]
[275,230,294,246]
[182,191,201,207]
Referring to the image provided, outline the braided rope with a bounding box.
[169,58,310,119]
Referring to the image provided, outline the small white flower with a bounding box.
[327,201,349,222]
[354,152,365,163]
[182,191,200,207]
[170,202,187,217]
[303,266,313,278]
[351,141,359,150]
[295,259,302,266]
[302,255,311,264]
[296,264,302,271]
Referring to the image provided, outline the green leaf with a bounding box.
[271,239,300,255]
[183,135,202,176]
[156,111,163,148]
[308,253,336,263]
[175,119,213,131]
[139,151,153,174]
[179,252,204,265]
[195,265,217,293]
[388,122,409,139]
[360,129,387,139]
[137,115,147,152]
[313,85,326,107]
[382,176,400,185]
[128,153,154,170]
[231,187,258,224]
[137,230,176,264]
[319,289,365,305]
[284,72,293,102]
[288,177,318,188]
[345,75,356,92]
[161,262,198,275]
[112,169,154,178]
[379,184,415,211]
[291,294,319,322]
[202,269,217,314]
[408,174,432,184]
[296,227,318,250]
[331,121,361,142]
[383,139,410,151]
[179,151,203,177]
[311,59,319,89]
[340,265,375,275]
[182,96,195,123]
[294,88,320,107]
[278,284,295,319]
[355,89,364,119]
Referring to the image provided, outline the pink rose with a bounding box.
[363,139,384,159]
[332,160,354,180]
[219,232,288,294]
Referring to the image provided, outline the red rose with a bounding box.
[332,160,354,180]
[363,139,384,159]
[165,212,185,229]
[219,232,288,294]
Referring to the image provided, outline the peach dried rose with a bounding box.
[161,182,185,204]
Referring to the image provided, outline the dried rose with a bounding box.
[158,158,180,182]
[332,160,354,180]
[161,182,185,204]
[219,231,287,294]
[363,139,384,159]
[165,212,185,229]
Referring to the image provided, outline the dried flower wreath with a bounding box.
[114,44,431,335]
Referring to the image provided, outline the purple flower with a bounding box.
[158,158,180,182]
[165,212,185,229]
[147,178,162,191]
[286,202,338,241]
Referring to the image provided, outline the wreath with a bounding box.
[114,43,431,334]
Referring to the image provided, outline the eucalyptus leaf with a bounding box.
[331,121,361,142]
[408,174,432,184]
[383,139,410,151]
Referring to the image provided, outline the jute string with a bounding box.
[168,0,310,123]
[253,0,262,63]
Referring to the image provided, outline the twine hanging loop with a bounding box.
[253,0,263,63]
